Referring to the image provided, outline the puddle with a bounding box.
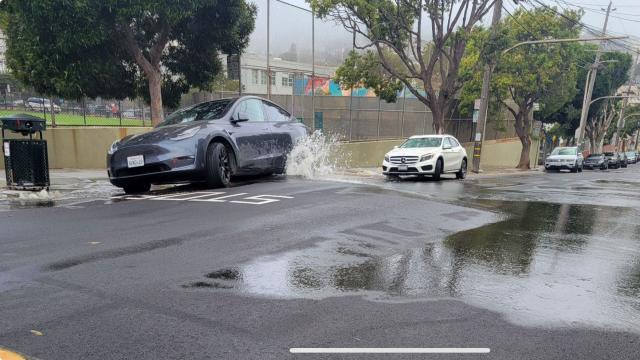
[201,201,640,333]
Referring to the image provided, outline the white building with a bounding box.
[239,53,336,95]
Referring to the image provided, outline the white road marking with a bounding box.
[112,192,294,206]
[289,348,490,354]
[190,193,249,202]
[231,194,294,205]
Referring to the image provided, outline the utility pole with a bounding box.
[612,49,639,150]
[472,0,502,173]
[266,0,271,100]
[576,1,613,147]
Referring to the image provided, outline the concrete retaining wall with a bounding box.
[1,127,538,170]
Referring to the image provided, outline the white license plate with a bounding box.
[127,155,144,168]
[398,165,408,171]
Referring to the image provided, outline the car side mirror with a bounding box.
[231,112,250,123]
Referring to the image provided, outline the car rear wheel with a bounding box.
[206,142,232,188]
[456,159,467,179]
[123,182,151,194]
[433,158,443,181]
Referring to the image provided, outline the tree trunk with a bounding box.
[147,68,163,126]
[431,107,445,135]
[514,109,532,170]
[49,97,56,128]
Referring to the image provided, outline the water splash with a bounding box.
[285,131,347,179]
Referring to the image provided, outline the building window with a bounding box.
[282,73,294,87]
[270,71,276,86]
[252,69,259,84]
[260,70,267,85]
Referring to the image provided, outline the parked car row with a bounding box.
[545,146,638,172]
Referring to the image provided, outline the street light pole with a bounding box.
[576,1,613,147]
[266,0,271,100]
[472,0,502,173]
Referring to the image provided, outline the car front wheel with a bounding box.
[433,158,443,181]
[206,142,232,188]
[456,159,467,179]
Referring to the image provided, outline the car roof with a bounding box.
[408,134,453,139]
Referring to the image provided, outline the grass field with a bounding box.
[0,110,149,127]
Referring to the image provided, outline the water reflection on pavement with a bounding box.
[230,170,640,333]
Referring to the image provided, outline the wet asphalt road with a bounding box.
[1,167,640,359]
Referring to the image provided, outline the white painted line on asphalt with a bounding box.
[231,194,294,205]
[289,348,490,354]
[178,192,227,200]
[190,193,249,202]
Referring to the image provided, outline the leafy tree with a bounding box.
[461,7,582,169]
[309,0,496,134]
[2,0,255,125]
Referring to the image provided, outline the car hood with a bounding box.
[546,155,576,161]
[387,147,439,157]
[119,123,206,146]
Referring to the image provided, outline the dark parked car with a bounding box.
[604,152,622,169]
[107,96,307,194]
[625,151,637,164]
[618,152,628,168]
[583,154,608,170]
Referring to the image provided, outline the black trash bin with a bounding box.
[1,113,50,190]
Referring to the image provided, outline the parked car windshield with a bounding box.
[626,151,636,156]
[587,154,603,159]
[604,152,615,157]
[551,147,577,155]
[400,137,442,148]
[159,99,234,127]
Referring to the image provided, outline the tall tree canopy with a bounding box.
[309,0,496,134]
[461,7,582,169]
[2,0,256,125]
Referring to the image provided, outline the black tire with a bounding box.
[123,182,151,194]
[206,142,232,188]
[433,158,443,181]
[571,165,578,173]
[456,159,467,179]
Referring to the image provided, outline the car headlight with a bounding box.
[108,140,119,155]
[170,127,201,141]
[420,154,434,162]
[384,155,389,162]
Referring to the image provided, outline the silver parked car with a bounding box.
[545,147,583,173]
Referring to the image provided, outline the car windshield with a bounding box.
[587,154,603,159]
[604,152,614,156]
[626,152,635,156]
[400,137,442,148]
[158,99,234,127]
[551,148,577,155]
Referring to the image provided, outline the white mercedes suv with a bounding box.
[382,134,468,181]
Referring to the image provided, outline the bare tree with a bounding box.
[311,0,496,134]
[585,100,616,154]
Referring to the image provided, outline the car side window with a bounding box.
[449,138,460,147]
[234,99,265,122]
[262,101,290,122]
[443,138,452,148]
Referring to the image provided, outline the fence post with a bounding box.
[118,100,122,126]
[41,98,47,122]
[423,109,427,134]
[377,96,381,140]
[349,86,354,141]
[400,88,406,138]
[82,98,87,125]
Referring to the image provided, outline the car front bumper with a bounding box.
[382,158,437,175]
[545,162,577,170]
[107,144,201,186]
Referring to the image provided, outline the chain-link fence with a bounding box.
[0,92,151,127]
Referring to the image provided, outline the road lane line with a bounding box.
[231,195,294,205]
[289,348,490,354]
[191,193,249,202]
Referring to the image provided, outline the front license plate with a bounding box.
[398,165,408,171]
[127,155,144,168]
